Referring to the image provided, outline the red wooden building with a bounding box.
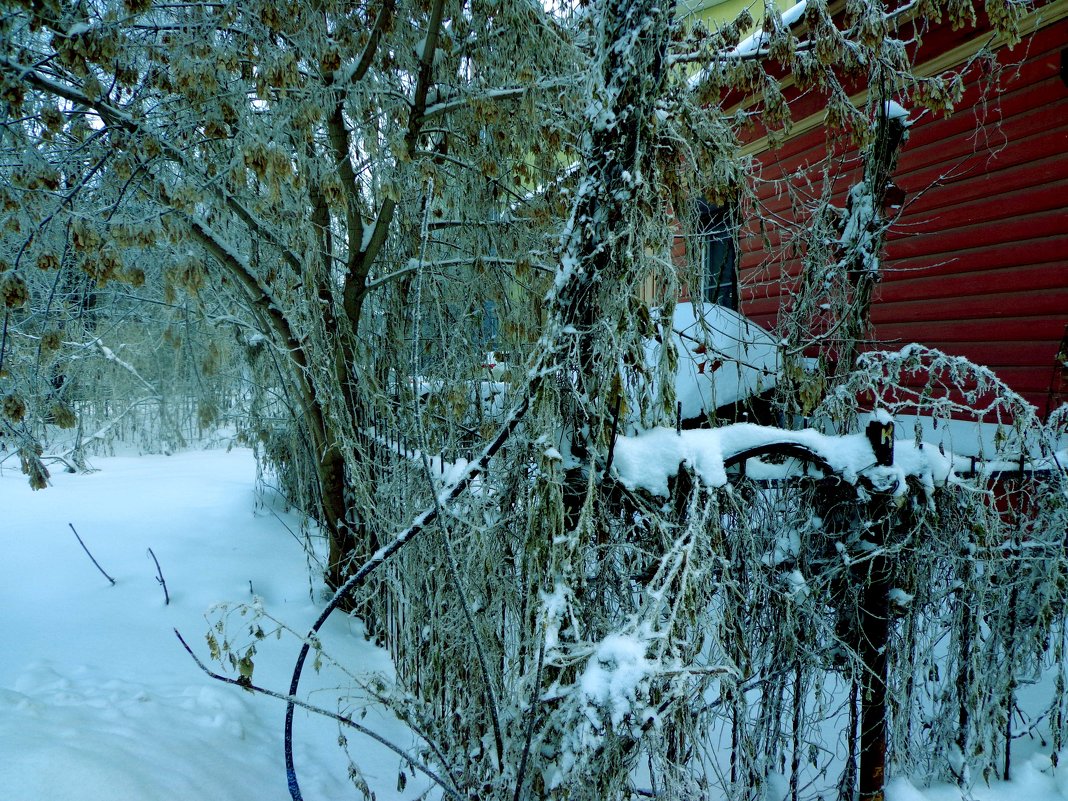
[689,0,1068,434]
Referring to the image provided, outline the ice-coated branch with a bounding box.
[91,340,160,399]
[419,86,530,123]
[355,0,447,281]
[334,0,397,86]
[283,389,531,801]
[68,523,115,586]
[0,56,305,277]
[419,463,506,768]
[147,548,169,605]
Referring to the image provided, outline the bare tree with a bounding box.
[3,1,1063,800]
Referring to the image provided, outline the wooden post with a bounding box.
[865,415,894,467]
[858,517,890,801]
[858,415,895,801]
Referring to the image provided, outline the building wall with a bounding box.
[878,16,1068,415]
[735,8,1068,415]
[678,0,791,27]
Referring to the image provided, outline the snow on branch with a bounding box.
[91,340,160,398]
[820,344,1043,433]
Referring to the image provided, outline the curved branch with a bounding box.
[284,388,532,801]
[173,629,463,801]
[356,0,447,277]
[334,0,397,85]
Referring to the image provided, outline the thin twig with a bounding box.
[147,547,169,605]
[513,635,546,801]
[173,629,463,801]
[68,523,116,585]
[603,394,622,480]
[284,390,531,801]
[410,173,505,772]
[0,311,8,377]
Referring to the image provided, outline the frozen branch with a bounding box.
[91,340,160,398]
[147,548,169,605]
[68,523,115,586]
[284,388,531,801]
[173,629,464,801]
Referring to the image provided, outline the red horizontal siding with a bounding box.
[877,316,1067,344]
[735,13,1068,417]
[898,144,1068,218]
[893,179,1065,235]
[876,264,1067,305]
[881,235,1068,277]
[886,208,1066,260]
[884,341,1062,371]
[902,93,1068,178]
[903,69,1067,157]
[901,23,1068,150]
[869,287,1068,324]
[974,366,1060,395]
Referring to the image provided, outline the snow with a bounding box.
[884,100,911,124]
[889,587,915,606]
[3,448,1066,801]
[887,768,1068,801]
[611,420,954,497]
[0,449,428,801]
[578,632,654,728]
[874,407,895,425]
[731,0,808,57]
[886,412,1068,461]
[541,583,572,651]
[641,302,780,425]
[839,181,880,274]
[552,249,580,296]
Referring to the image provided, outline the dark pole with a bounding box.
[858,416,895,801]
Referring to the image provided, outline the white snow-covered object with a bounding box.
[649,302,780,422]
[732,0,809,56]
[883,100,911,124]
[611,421,956,498]
[578,632,654,728]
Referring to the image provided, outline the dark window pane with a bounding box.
[697,201,738,310]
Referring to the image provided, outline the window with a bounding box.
[697,201,738,310]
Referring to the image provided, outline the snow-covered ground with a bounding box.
[0,448,426,801]
[1,447,1066,801]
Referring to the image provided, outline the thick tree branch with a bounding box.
[334,0,397,86]
[419,86,529,123]
[355,0,447,281]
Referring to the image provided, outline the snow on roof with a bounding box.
[644,302,780,424]
[883,100,911,124]
[687,1,807,90]
[732,0,808,56]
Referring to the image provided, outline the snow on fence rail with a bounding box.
[298,404,1067,801]
[611,418,1067,496]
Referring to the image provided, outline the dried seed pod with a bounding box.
[1,273,30,308]
[19,448,49,490]
[51,401,77,429]
[3,393,27,422]
[40,330,63,352]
